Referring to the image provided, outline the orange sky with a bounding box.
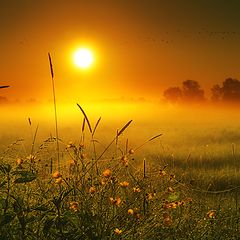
[1,0,240,104]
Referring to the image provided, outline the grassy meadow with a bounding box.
[0,102,240,239]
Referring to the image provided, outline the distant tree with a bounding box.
[211,84,222,102]
[222,78,240,101]
[210,78,240,103]
[182,80,205,102]
[163,87,182,103]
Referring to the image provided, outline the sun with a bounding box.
[73,48,94,68]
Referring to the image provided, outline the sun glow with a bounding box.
[73,48,94,68]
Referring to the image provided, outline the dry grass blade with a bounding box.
[0,85,10,89]
[148,134,163,142]
[117,120,133,136]
[48,53,54,79]
[77,104,92,134]
[92,117,101,136]
[82,117,85,132]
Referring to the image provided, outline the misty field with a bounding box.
[0,104,240,239]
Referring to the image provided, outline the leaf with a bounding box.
[14,171,37,183]
[117,120,133,136]
[0,212,16,227]
[77,104,92,133]
[168,192,180,202]
[0,164,11,174]
[43,217,54,236]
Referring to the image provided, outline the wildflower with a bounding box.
[129,149,134,154]
[70,201,79,212]
[146,192,155,201]
[114,228,122,235]
[121,156,128,166]
[163,213,172,226]
[167,187,174,193]
[133,187,141,193]
[109,197,121,206]
[134,213,142,219]
[67,142,74,148]
[16,158,23,165]
[89,186,96,194]
[26,154,36,163]
[207,210,216,219]
[52,171,61,179]
[159,169,166,176]
[69,159,75,166]
[128,209,134,215]
[120,181,129,188]
[55,177,63,184]
[169,174,175,181]
[80,153,87,159]
[103,169,112,178]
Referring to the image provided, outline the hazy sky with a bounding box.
[1,0,240,103]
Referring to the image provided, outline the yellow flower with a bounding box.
[80,153,87,159]
[67,142,74,148]
[16,158,23,165]
[129,149,134,154]
[127,209,134,215]
[102,169,112,178]
[55,177,63,184]
[146,192,155,201]
[121,156,128,166]
[167,187,174,193]
[159,169,166,176]
[133,187,141,193]
[114,228,122,235]
[119,181,129,188]
[109,197,121,206]
[89,186,96,194]
[70,201,79,212]
[68,159,75,166]
[163,213,172,226]
[207,210,216,219]
[52,171,61,179]
[26,154,36,163]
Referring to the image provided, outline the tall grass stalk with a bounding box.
[48,53,60,171]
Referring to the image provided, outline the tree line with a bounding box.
[163,78,240,104]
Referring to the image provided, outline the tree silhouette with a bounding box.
[211,78,240,102]
[182,80,205,102]
[163,87,182,103]
[211,84,222,101]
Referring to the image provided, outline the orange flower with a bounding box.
[52,171,61,179]
[55,177,63,184]
[109,197,121,206]
[26,154,36,163]
[167,187,174,193]
[89,186,96,194]
[102,169,112,178]
[120,181,129,188]
[121,156,128,166]
[67,142,75,148]
[114,228,122,235]
[69,159,75,166]
[129,149,134,154]
[70,201,79,212]
[16,158,23,165]
[133,187,141,193]
[127,209,134,215]
[80,153,87,159]
[159,169,166,176]
[163,213,172,226]
[207,210,216,219]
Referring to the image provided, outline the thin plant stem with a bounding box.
[48,53,60,171]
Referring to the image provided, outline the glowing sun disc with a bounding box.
[73,48,94,68]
